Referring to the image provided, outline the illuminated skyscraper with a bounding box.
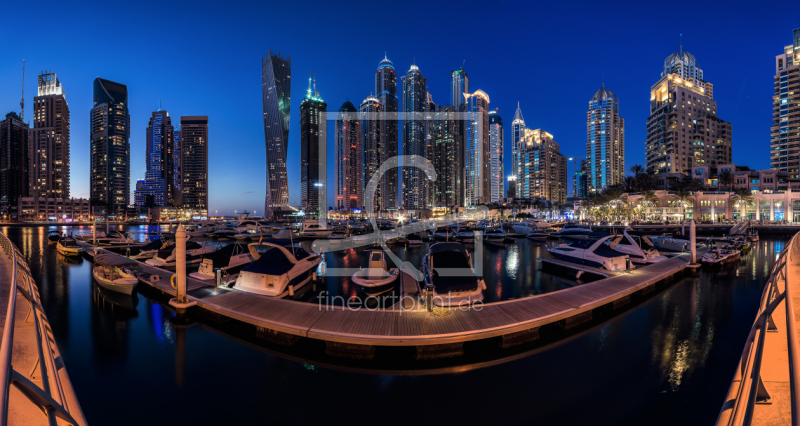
[401,64,428,210]
[300,75,327,218]
[511,102,525,180]
[450,67,469,110]
[30,71,70,200]
[464,90,490,206]
[518,129,567,204]
[135,109,175,208]
[178,116,209,211]
[488,110,504,202]
[90,77,130,216]
[587,86,625,192]
[262,49,291,219]
[376,55,399,211]
[0,112,29,219]
[431,105,459,207]
[360,96,383,211]
[335,101,362,212]
[771,28,800,175]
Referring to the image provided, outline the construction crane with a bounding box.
[20,59,25,121]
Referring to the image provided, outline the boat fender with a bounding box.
[576,271,583,279]
[313,272,317,282]
[289,285,295,297]
[481,280,487,291]
[170,274,177,289]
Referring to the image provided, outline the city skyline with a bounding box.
[0,1,796,214]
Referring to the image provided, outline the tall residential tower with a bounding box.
[464,90,490,206]
[262,50,291,218]
[771,28,800,175]
[511,103,525,182]
[488,110,504,202]
[586,86,625,193]
[335,101,363,212]
[179,116,209,211]
[30,71,70,200]
[90,78,130,216]
[0,112,29,219]
[300,76,327,218]
[376,55,399,211]
[135,109,175,208]
[401,64,428,211]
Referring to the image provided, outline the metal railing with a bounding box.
[716,231,800,426]
[0,232,86,425]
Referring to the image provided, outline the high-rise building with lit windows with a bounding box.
[430,105,459,208]
[488,110,503,202]
[360,95,383,211]
[376,55,399,211]
[464,90,490,206]
[587,86,624,193]
[0,112,29,219]
[518,129,566,204]
[335,101,362,211]
[262,49,291,219]
[300,75,327,218]
[401,64,428,210]
[178,116,209,210]
[511,102,525,181]
[30,71,70,200]
[451,67,469,110]
[645,46,731,175]
[771,28,800,176]
[135,109,176,208]
[90,77,130,216]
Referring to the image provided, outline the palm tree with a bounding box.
[718,170,733,192]
[624,176,637,192]
[690,178,705,192]
[672,187,692,221]
[641,189,657,221]
[732,188,754,221]
[629,164,645,177]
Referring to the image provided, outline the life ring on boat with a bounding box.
[170,274,177,289]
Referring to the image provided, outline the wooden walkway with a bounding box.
[79,241,698,350]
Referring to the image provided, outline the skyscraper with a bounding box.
[586,86,625,193]
[771,28,800,176]
[645,46,731,174]
[488,110,504,202]
[431,105,459,207]
[30,71,70,200]
[518,129,567,204]
[0,112,29,219]
[376,55,399,211]
[360,95,383,212]
[335,101,363,212]
[135,109,175,208]
[452,67,470,207]
[574,160,589,198]
[300,75,327,218]
[262,49,291,219]
[464,90,490,206]
[90,78,130,216]
[511,102,525,181]
[401,64,428,210]
[179,116,209,211]
[451,67,469,110]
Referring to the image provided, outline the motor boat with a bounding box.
[526,230,551,241]
[232,242,322,298]
[702,244,741,266]
[233,232,256,241]
[92,254,139,295]
[184,225,209,238]
[555,227,593,241]
[649,233,699,252]
[500,223,526,238]
[130,238,172,260]
[209,229,237,240]
[526,219,552,230]
[189,243,254,284]
[351,250,400,298]
[145,239,218,270]
[406,234,423,245]
[455,230,475,244]
[421,242,485,307]
[434,229,454,241]
[97,230,138,246]
[483,227,506,247]
[301,220,334,238]
[547,234,632,271]
[48,230,62,243]
[605,231,668,264]
[56,236,83,256]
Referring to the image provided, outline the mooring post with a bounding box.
[92,221,96,245]
[690,220,697,265]
[215,268,221,288]
[169,224,197,311]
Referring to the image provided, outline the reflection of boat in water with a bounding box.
[351,250,400,298]
[232,242,322,298]
[421,242,485,307]
[93,282,139,317]
[93,254,139,295]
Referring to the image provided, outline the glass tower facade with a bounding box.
[771,28,800,176]
[587,86,624,192]
[464,90,490,206]
[489,110,504,202]
[0,112,29,219]
[90,77,130,216]
[262,49,291,219]
[360,96,383,212]
[179,116,209,211]
[335,101,362,211]
[300,77,327,218]
[511,103,525,182]
[30,71,70,200]
[376,55,398,211]
[401,64,428,210]
[135,110,175,208]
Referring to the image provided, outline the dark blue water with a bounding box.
[3,225,781,425]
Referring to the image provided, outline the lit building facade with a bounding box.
[401,64,428,210]
[488,110,504,202]
[335,101,362,211]
[511,102,525,181]
[586,86,624,193]
[360,95,383,211]
[262,49,291,218]
[645,46,732,175]
[18,197,90,221]
[300,76,327,218]
[771,28,800,176]
[90,78,130,216]
[135,110,175,208]
[30,71,70,200]
[518,129,567,204]
[178,116,209,210]
[430,105,459,207]
[0,112,29,220]
[464,90,490,206]
[376,55,399,211]
[450,67,469,110]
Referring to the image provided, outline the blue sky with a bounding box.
[0,0,798,215]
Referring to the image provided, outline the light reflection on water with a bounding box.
[1,225,791,425]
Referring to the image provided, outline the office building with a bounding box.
[262,49,291,218]
[90,78,130,216]
[135,109,175,208]
[586,86,625,192]
[0,112,29,219]
[30,71,70,200]
[488,110,504,202]
[300,75,327,218]
[179,116,209,211]
[771,28,800,176]
[464,90,490,206]
[335,101,362,211]
[401,64,428,210]
[376,55,399,211]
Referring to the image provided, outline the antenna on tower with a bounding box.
[313,73,318,97]
[462,59,466,69]
[20,59,25,121]
[307,70,312,98]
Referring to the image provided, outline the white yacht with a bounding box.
[483,226,506,246]
[649,233,699,252]
[605,231,668,264]
[56,236,83,256]
[555,227,594,241]
[145,239,218,270]
[233,242,322,298]
[421,242,485,307]
[351,250,400,298]
[189,243,254,284]
[526,219,552,229]
[301,220,334,238]
[547,234,631,271]
[93,254,139,295]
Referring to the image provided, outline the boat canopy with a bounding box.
[94,254,138,268]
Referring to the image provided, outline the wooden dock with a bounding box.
[77,240,702,358]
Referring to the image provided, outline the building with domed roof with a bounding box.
[586,85,625,192]
[645,45,731,175]
[335,100,362,211]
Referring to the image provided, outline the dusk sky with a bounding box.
[1,0,798,215]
